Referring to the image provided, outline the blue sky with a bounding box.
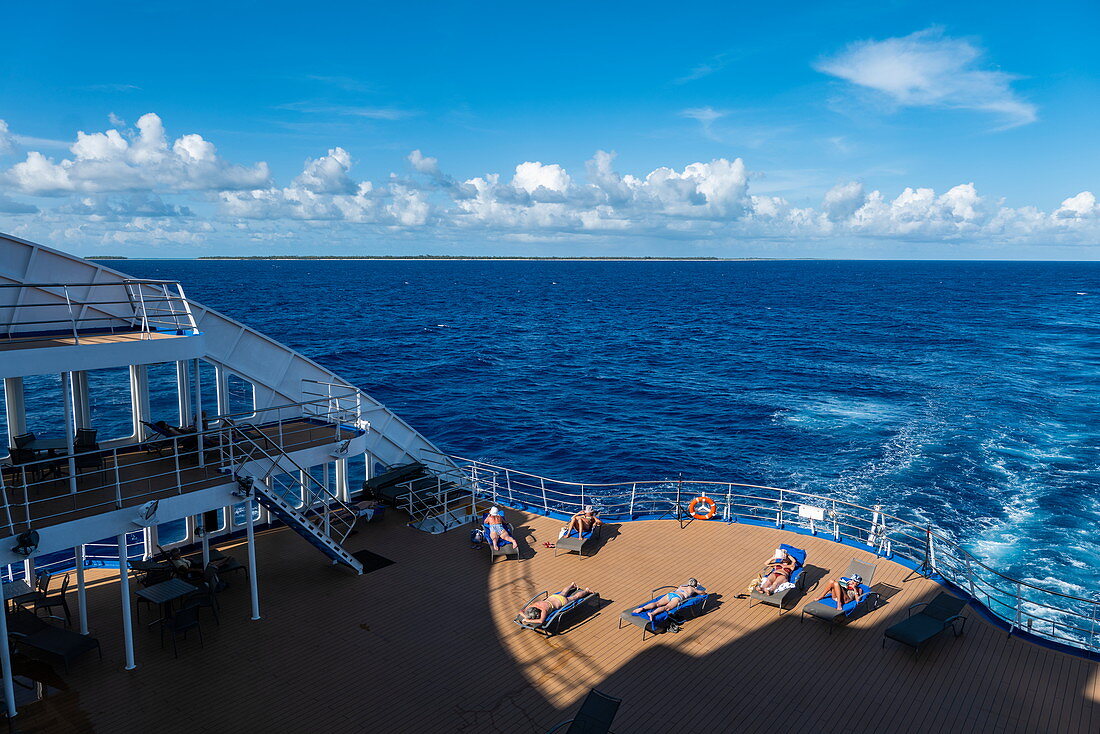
[0,0,1097,257]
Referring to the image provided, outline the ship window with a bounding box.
[226,374,254,416]
[270,472,306,509]
[86,367,136,441]
[197,360,219,418]
[157,518,187,546]
[21,373,67,439]
[146,362,184,426]
[232,501,262,526]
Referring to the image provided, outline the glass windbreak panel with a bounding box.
[270,472,304,509]
[227,374,254,417]
[158,518,187,546]
[86,367,135,440]
[347,455,367,497]
[198,360,219,419]
[22,373,65,438]
[146,362,182,426]
[232,501,262,526]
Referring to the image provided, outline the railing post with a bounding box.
[965,557,977,600]
[629,483,636,520]
[1010,581,1022,637]
[724,483,732,522]
[112,449,123,509]
[831,501,839,541]
[776,488,784,528]
[539,478,548,515]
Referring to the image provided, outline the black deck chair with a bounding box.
[182,564,222,625]
[546,688,622,733]
[33,573,72,627]
[883,592,968,653]
[160,603,204,658]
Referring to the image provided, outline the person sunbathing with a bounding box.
[821,574,863,606]
[483,507,519,551]
[521,583,592,625]
[560,506,602,538]
[632,579,703,620]
[758,550,798,594]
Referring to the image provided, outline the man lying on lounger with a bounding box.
[559,506,602,538]
[484,507,519,551]
[521,583,593,625]
[632,579,704,621]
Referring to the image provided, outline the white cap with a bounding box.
[489,507,500,516]
[584,505,594,513]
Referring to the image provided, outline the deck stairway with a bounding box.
[387,461,476,534]
[219,423,364,573]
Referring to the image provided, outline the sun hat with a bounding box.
[849,574,862,585]
[489,507,500,516]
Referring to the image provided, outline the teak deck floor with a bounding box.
[0,331,181,352]
[12,512,1099,733]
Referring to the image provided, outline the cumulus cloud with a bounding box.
[816,28,1037,128]
[3,113,270,195]
[2,112,1098,251]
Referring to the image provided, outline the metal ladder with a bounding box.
[220,423,363,573]
[400,461,477,534]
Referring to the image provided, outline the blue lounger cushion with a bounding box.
[811,578,872,614]
[563,529,595,540]
[627,588,708,627]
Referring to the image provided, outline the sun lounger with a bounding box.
[883,592,968,653]
[514,589,601,636]
[618,585,712,640]
[555,524,601,558]
[481,521,519,562]
[8,609,101,671]
[801,559,879,631]
[546,688,622,734]
[362,462,426,503]
[748,543,807,614]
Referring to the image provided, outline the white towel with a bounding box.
[775,581,795,593]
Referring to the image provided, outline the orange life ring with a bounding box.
[688,496,717,520]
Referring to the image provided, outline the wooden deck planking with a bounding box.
[8,510,1098,733]
[0,331,181,352]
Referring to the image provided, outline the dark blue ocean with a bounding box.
[44,260,1100,598]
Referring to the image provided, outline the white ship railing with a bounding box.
[437,455,1100,655]
[0,392,367,531]
[0,279,197,343]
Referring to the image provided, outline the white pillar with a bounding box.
[117,534,136,670]
[201,524,210,567]
[129,365,150,439]
[246,499,260,620]
[336,459,350,502]
[0,581,16,719]
[214,365,230,417]
[71,371,91,429]
[3,377,26,443]
[75,545,89,635]
[22,558,34,589]
[61,372,78,494]
[175,361,193,428]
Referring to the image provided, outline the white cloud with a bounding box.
[293,147,356,194]
[0,120,12,155]
[3,113,270,195]
[1055,191,1099,219]
[2,112,1098,251]
[816,28,1037,128]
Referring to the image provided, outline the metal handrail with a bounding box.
[0,394,367,530]
[0,279,197,343]
[441,455,1100,653]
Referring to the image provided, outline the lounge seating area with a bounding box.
[883,592,968,653]
[800,559,880,631]
[4,511,1095,733]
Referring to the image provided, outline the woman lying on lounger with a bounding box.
[758,550,798,595]
[820,574,863,607]
[522,583,593,625]
[632,579,703,621]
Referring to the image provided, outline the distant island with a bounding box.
[194,255,793,261]
[87,255,129,259]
